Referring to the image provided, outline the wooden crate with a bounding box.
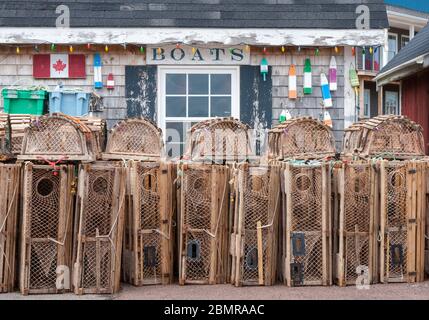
[178,163,229,285]
[268,117,336,161]
[102,118,163,161]
[342,115,425,160]
[20,163,75,295]
[334,161,377,286]
[18,113,98,162]
[231,163,280,286]
[379,160,426,283]
[0,163,21,293]
[73,161,126,294]
[283,161,332,286]
[122,161,175,286]
[183,118,253,163]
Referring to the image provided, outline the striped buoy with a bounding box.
[303,58,312,94]
[329,56,337,91]
[288,64,297,99]
[321,73,333,107]
[94,53,103,89]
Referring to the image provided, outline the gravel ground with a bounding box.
[1,281,429,300]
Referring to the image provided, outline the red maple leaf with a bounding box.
[53,59,67,73]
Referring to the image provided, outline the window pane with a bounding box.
[189,74,208,94]
[166,122,184,143]
[211,74,231,94]
[166,97,186,117]
[211,97,231,117]
[189,97,209,117]
[166,74,186,94]
[166,143,184,158]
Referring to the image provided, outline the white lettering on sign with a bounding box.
[146,45,250,65]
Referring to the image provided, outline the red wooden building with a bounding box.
[376,22,429,153]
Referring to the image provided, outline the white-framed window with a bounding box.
[387,33,398,63]
[384,91,399,115]
[364,89,371,117]
[401,35,410,49]
[158,66,240,157]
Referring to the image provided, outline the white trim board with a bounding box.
[0,28,387,46]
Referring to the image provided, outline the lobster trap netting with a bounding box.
[342,115,425,159]
[104,118,163,160]
[122,161,174,286]
[179,164,229,284]
[19,113,96,161]
[0,164,20,293]
[184,118,253,162]
[337,162,374,286]
[284,162,331,286]
[20,163,74,295]
[268,117,336,160]
[233,164,280,286]
[74,162,126,294]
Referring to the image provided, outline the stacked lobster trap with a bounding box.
[0,114,34,161]
[267,117,336,286]
[102,118,175,288]
[0,164,20,293]
[73,162,126,294]
[337,115,427,285]
[231,163,281,286]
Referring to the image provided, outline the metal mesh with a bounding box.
[269,117,336,160]
[106,119,162,156]
[185,231,212,281]
[23,117,85,155]
[185,118,252,161]
[345,235,370,284]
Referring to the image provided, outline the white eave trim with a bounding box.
[375,52,429,85]
[387,9,429,28]
[0,27,387,46]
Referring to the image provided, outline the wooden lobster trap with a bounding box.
[73,162,126,294]
[184,118,253,162]
[78,116,107,157]
[20,163,75,295]
[178,163,229,284]
[0,164,20,292]
[342,115,425,160]
[18,113,100,162]
[231,163,280,286]
[379,160,426,283]
[122,161,175,286]
[0,114,33,161]
[102,118,163,161]
[268,117,336,161]
[283,161,332,286]
[333,161,377,286]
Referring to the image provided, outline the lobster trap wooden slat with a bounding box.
[334,161,377,286]
[342,115,425,160]
[184,118,253,163]
[122,161,175,286]
[0,114,34,161]
[0,163,20,293]
[73,161,126,294]
[178,163,229,285]
[102,118,163,161]
[268,117,336,161]
[283,161,332,286]
[379,160,426,283]
[18,113,99,162]
[19,163,75,295]
[231,163,280,286]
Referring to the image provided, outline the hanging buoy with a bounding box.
[288,64,297,99]
[349,67,360,88]
[94,53,103,89]
[303,58,312,94]
[321,73,333,107]
[279,109,292,123]
[260,58,268,81]
[107,73,115,91]
[329,56,337,91]
[323,110,333,128]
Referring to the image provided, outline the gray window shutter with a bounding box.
[125,66,157,121]
[240,65,272,130]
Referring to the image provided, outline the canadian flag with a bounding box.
[33,54,86,79]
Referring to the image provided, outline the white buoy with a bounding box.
[329,56,337,91]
